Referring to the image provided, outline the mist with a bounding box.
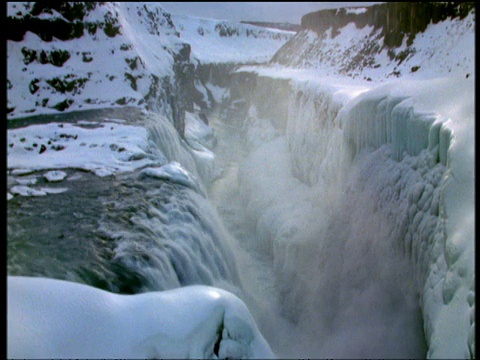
[208,92,428,358]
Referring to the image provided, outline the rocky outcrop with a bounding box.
[7,2,108,42]
[270,2,475,80]
[7,2,194,137]
[301,2,475,47]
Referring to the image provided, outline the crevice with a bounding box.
[213,318,224,357]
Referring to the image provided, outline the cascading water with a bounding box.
[7,2,474,358]
[201,72,462,358]
[7,108,242,296]
[7,71,471,360]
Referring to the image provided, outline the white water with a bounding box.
[200,69,473,357]
[206,106,423,357]
[7,3,474,358]
[8,77,469,357]
[7,82,470,358]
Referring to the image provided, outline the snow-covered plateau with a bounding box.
[7,2,475,359]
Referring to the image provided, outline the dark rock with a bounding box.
[52,99,74,111]
[29,79,40,94]
[198,112,209,125]
[300,2,475,41]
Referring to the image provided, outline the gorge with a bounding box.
[7,2,475,359]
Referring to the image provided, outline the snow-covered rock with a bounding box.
[271,2,475,81]
[8,276,274,359]
[7,2,294,129]
[43,170,67,182]
[7,2,191,135]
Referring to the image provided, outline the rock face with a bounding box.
[7,2,294,136]
[271,2,475,80]
[301,2,474,47]
[7,2,194,137]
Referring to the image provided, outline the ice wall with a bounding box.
[232,71,474,358]
[342,89,452,166]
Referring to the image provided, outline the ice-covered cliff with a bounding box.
[230,70,474,357]
[169,12,294,109]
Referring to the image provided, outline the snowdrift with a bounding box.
[8,276,274,359]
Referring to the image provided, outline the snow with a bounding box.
[345,7,368,15]
[139,162,203,195]
[7,2,293,119]
[184,111,216,150]
[271,11,475,81]
[7,276,274,359]
[14,175,38,185]
[6,2,182,119]
[44,170,67,182]
[171,14,294,64]
[10,184,69,197]
[10,185,47,197]
[7,2,475,359]
[7,121,161,177]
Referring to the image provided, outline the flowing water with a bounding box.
[206,105,427,358]
[7,104,427,358]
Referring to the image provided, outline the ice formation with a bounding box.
[232,68,474,358]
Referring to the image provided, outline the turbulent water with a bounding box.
[8,103,428,358]
[7,108,240,295]
[207,105,428,358]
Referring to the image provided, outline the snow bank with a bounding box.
[7,121,162,177]
[7,109,217,198]
[8,276,274,359]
